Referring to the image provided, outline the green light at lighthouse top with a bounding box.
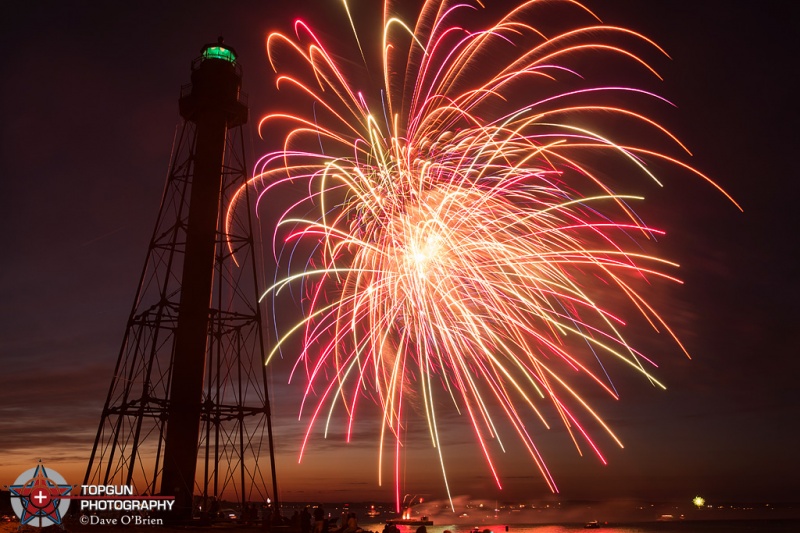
[203,44,236,63]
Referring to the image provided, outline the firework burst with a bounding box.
[243,0,740,507]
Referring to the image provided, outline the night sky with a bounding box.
[1,0,798,507]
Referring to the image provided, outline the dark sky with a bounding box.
[1,0,798,507]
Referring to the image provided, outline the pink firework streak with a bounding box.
[238,0,740,509]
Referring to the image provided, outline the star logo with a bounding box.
[7,462,73,528]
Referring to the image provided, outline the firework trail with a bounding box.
[242,0,739,508]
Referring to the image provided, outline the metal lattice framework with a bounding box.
[84,101,278,512]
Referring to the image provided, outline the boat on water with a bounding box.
[385,495,432,527]
[584,520,600,529]
[385,516,433,526]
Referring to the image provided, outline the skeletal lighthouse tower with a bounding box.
[85,39,279,521]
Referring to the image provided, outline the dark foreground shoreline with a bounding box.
[5,518,800,533]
